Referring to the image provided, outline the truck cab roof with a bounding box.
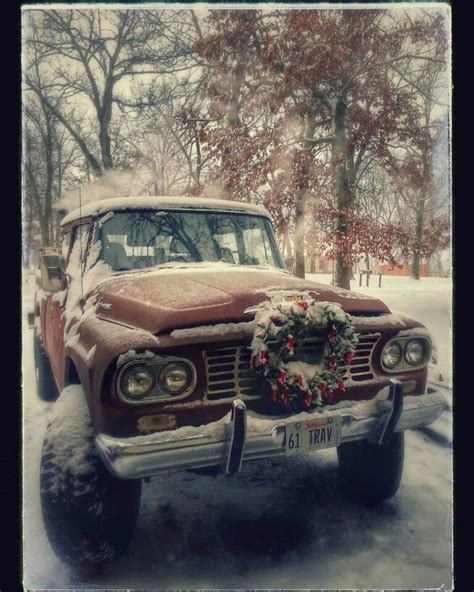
[60,196,271,227]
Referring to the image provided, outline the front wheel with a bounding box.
[40,385,142,566]
[337,432,405,503]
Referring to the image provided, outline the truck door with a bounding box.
[44,223,90,388]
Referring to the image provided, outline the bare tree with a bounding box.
[24,9,196,174]
[23,96,81,246]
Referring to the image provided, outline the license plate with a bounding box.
[285,416,341,455]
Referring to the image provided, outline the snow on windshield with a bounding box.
[98,210,284,272]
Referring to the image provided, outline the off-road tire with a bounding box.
[337,432,405,503]
[40,385,142,566]
[33,325,59,402]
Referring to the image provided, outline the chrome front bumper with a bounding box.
[96,383,447,480]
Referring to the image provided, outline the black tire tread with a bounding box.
[34,326,59,402]
[337,432,405,503]
[40,386,141,566]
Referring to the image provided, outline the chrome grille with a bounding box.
[349,333,380,382]
[203,332,380,403]
[203,347,262,404]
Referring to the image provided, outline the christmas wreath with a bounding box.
[250,294,358,411]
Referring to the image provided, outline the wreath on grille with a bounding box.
[250,295,358,411]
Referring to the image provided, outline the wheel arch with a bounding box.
[64,357,81,386]
[63,352,102,435]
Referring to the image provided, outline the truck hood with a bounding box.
[94,265,391,335]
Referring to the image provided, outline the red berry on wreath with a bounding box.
[326,390,334,404]
[277,369,287,385]
[319,382,326,393]
[344,352,353,364]
[304,391,312,408]
[281,389,289,406]
[294,374,303,387]
[327,327,337,343]
[328,355,336,370]
[259,350,269,365]
[337,378,345,391]
[297,300,309,310]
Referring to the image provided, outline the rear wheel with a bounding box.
[337,432,405,503]
[40,385,142,566]
[34,325,58,402]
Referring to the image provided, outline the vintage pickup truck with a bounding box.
[33,196,446,566]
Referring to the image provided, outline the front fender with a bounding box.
[64,314,161,435]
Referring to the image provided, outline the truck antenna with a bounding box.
[79,186,84,304]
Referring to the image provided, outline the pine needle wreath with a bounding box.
[250,295,358,411]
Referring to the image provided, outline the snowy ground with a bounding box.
[22,271,453,590]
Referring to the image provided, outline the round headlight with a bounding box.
[382,341,403,369]
[120,365,156,399]
[405,339,427,366]
[159,362,192,395]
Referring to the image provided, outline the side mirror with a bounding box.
[39,252,67,292]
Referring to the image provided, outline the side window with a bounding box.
[61,230,72,262]
[69,224,90,271]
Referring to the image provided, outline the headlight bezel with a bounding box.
[381,341,403,370]
[119,364,156,400]
[158,362,194,396]
[380,335,432,373]
[404,339,428,366]
[117,355,197,405]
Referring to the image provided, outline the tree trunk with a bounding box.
[99,119,113,170]
[99,79,114,170]
[222,62,245,199]
[294,109,318,279]
[411,119,431,280]
[40,216,51,247]
[332,91,353,290]
[294,187,306,278]
[411,193,425,280]
[411,252,421,280]
[335,253,351,289]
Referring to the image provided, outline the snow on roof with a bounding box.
[61,195,271,226]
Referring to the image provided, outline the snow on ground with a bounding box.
[21,270,452,590]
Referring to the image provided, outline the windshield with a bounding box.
[98,209,285,272]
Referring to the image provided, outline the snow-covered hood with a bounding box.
[94,266,391,335]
